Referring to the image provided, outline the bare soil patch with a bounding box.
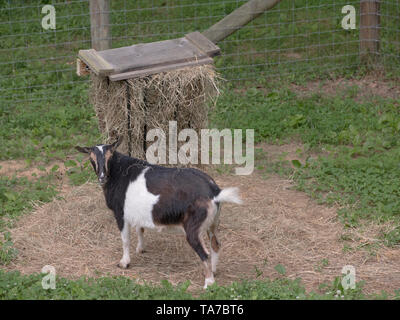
[290,76,400,101]
[255,142,308,163]
[5,162,400,294]
[0,160,67,180]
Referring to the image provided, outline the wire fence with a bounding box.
[0,0,399,105]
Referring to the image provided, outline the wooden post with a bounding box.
[89,0,111,51]
[360,0,380,61]
[202,0,282,44]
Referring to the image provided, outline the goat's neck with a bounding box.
[108,152,149,184]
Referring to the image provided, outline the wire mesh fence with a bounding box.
[0,0,399,105]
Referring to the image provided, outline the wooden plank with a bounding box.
[78,49,114,76]
[202,0,282,43]
[89,0,111,51]
[98,37,208,74]
[109,57,214,81]
[360,0,380,60]
[76,58,90,76]
[185,31,220,57]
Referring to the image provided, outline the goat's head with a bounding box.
[75,137,123,186]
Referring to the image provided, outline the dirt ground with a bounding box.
[0,159,68,181]
[289,76,400,101]
[3,143,400,295]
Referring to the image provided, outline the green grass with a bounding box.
[0,269,377,300]
[0,231,17,266]
[0,82,100,161]
[0,174,58,222]
[212,84,400,245]
[212,84,400,148]
[293,150,400,225]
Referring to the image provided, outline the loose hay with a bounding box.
[90,64,219,161]
[6,168,400,294]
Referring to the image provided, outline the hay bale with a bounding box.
[89,74,131,154]
[90,64,219,162]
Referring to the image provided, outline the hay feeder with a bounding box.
[77,32,220,160]
[76,0,282,160]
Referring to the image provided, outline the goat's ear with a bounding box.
[110,136,123,152]
[75,146,91,154]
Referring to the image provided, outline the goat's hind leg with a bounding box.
[136,226,145,254]
[207,225,220,274]
[184,208,214,289]
[118,222,131,269]
[207,202,221,274]
[186,232,214,289]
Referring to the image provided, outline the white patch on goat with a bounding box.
[203,260,215,289]
[213,187,242,204]
[119,223,131,268]
[123,167,159,229]
[96,145,104,153]
[136,226,145,253]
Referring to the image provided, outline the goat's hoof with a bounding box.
[117,262,130,269]
[203,277,215,289]
[136,247,146,254]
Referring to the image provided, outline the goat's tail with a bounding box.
[213,187,242,204]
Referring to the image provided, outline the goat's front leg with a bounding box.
[118,223,131,268]
[136,226,145,253]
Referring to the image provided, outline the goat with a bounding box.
[76,137,242,288]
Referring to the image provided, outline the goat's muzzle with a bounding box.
[98,173,106,186]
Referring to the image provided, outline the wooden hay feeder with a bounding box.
[77,0,281,161]
[77,32,220,160]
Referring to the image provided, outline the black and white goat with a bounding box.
[76,137,242,288]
